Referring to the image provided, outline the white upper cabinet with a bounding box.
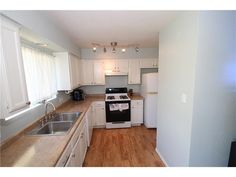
[55,52,80,90]
[70,54,81,88]
[81,59,105,85]
[1,16,29,118]
[104,59,128,75]
[81,60,94,85]
[140,58,158,68]
[128,59,141,84]
[93,60,105,85]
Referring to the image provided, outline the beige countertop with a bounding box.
[0,94,143,167]
[129,94,144,100]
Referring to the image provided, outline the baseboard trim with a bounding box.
[155,148,168,167]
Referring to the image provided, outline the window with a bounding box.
[21,45,57,104]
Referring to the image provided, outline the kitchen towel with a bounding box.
[109,103,129,112]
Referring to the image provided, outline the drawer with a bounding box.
[56,142,72,167]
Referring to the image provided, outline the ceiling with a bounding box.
[44,11,179,48]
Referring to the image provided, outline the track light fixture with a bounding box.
[91,42,139,53]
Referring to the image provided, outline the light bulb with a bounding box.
[93,47,96,52]
[122,48,126,53]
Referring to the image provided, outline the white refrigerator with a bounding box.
[141,73,158,128]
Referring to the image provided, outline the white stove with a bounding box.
[105,88,131,129]
[105,93,131,102]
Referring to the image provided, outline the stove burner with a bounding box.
[107,96,115,100]
[120,95,128,99]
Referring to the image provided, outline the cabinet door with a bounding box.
[116,60,128,73]
[69,54,79,89]
[140,58,158,68]
[69,124,87,167]
[104,60,115,74]
[131,100,143,125]
[1,17,29,116]
[86,106,93,146]
[93,102,105,127]
[77,59,82,86]
[153,58,158,67]
[81,60,94,85]
[55,52,71,90]
[128,59,141,84]
[93,60,105,85]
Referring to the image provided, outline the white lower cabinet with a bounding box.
[92,101,106,127]
[56,117,87,167]
[68,124,88,167]
[131,100,144,125]
[85,105,93,146]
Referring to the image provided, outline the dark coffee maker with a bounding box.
[72,88,85,101]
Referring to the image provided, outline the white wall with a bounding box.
[157,12,199,166]
[1,11,80,56]
[157,11,236,167]
[189,11,236,167]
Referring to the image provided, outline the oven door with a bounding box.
[105,101,131,123]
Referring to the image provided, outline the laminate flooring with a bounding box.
[83,126,165,167]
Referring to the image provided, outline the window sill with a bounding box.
[1,95,57,124]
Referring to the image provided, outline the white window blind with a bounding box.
[21,45,57,104]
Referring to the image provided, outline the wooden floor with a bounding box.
[83,126,165,167]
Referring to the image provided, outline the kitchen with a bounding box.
[0,11,162,167]
[0,9,236,171]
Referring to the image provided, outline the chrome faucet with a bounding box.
[41,102,56,126]
[45,102,56,117]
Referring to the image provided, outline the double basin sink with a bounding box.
[28,112,81,136]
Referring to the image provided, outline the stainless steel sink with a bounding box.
[50,112,81,122]
[27,112,81,136]
[36,121,73,135]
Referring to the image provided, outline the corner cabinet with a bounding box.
[128,59,141,84]
[140,58,158,68]
[55,52,81,91]
[1,16,29,119]
[131,100,143,125]
[81,60,105,85]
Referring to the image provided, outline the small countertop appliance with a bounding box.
[71,88,85,101]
